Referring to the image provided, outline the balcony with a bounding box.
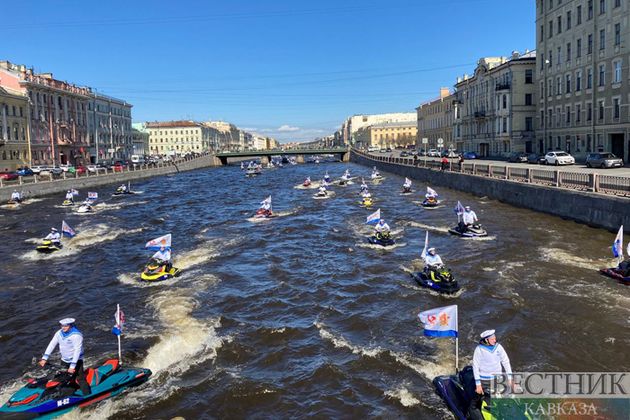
[496,82,511,91]
[473,111,486,119]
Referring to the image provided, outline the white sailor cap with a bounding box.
[59,318,75,326]
[51,228,58,232]
[465,206,471,209]
[428,247,436,252]
[480,329,496,339]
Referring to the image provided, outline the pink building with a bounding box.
[0,61,90,166]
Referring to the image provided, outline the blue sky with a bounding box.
[2,0,534,142]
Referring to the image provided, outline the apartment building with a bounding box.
[0,87,29,171]
[416,88,456,152]
[146,121,211,155]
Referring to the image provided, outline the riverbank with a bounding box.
[351,149,630,232]
[0,154,215,201]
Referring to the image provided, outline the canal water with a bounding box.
[0,161,627,419]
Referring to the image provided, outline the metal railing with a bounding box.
[351,149,630,197]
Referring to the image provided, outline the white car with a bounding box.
[31,165,47,174]
[545,151,575,166]
[427,149,440,157]
[59,164,74,172]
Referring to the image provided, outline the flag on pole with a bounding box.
[420,231,429,259]
[111,307,125,336]
[365,208,381,225]
[260,196,272,205]
[88,192,98,200]
[71,189,79,196]
[427,186,438,196]
[613,225,624,258]
[405,178,412,185]
[418,305,458,337]
[61,220,76,237]
[454,201,465,214]
[145,233,172,250]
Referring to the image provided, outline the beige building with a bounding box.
[536,0,630,161]
[342,112,416,148]
[356,121,417,149]
[416,88,456,152]
[146,121,211,156]
[454,51,537,157]
[0,87,29,171]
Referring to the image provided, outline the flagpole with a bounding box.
[455,304,459,374]
[117,304,122,365]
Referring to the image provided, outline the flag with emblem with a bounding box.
[61,220,76,237]
[418,305,458,337]
[88,192,98,200]
[145,233,171,250]
[365,208,381,225]
[613,225,624,258]
[111,306,125,336]
[427,186,438,197]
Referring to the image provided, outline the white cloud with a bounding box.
[277,125,300,132]
[242,127,258,131]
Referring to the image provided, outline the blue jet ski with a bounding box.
[410,266,459,293]
[367,232,395,246]
[0,360,151,419]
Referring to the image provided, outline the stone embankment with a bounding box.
[0,154,215,201]
[351,150,630,232]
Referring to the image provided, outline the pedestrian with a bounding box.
[469,329,516,420]
[457,154,464,171]
[441,156,448,171]
[39,318,92,396]
[413,153,418,167]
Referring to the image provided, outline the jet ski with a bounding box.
[434,366,532,420]
[402,186,412,194]
[599,261,630,284]
[422,197,439,207]
[7,199,22,206]
[77,203,93,213]
[112,187,133,196]
[254,209,276,219]
[303,180,311,187]
[362,197,373,207]
[448,223,487,237]
[36,240,62,254]
[410,266,459,293]
[245,168,258,177]
[367,232,395,246]
[0,360,151,419]
[338,178,347,186]
[61,200,74,207]
[141,258,182,281]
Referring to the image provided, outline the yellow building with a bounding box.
[146,121,211,156]
[0,87,29,171]
[356,121,417,149]
[416,88,456,152]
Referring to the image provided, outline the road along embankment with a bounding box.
[351,150,630,232]
[0,154,215,201]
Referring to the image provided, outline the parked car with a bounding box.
[545,151,575,165]
[113,163,124,171]
[386,147,392,153]
[527,153,545,164]
[586,152,624,169]
[441,149,456,157]
[31,165,48,174]
[41,166,62,176]
[427,149,440,157]
[0,171,19,181]
[400,151,409,157]
[16,167,34,176]
[462,152,477,159]
[507,152,528,163]
[74,165,87,174]
[379,148,387,153]
[59,164,74,172]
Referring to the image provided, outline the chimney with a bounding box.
[440,87,450,98]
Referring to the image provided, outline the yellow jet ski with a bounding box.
[141,258,181,281]
[36,240,62,253]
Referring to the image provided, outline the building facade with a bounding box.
[146,121,211,156]
[536,0,630,161]
[87,91,133,163]
[416,88,456,152]
[454,51,537,157]
[356,121,418,149]
[0,87,29,171]
[131,122,150,156]
[342,112,417,149]
[0,61,90,166]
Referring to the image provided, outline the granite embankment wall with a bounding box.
[0,154,215,201]
[351,151,630,232]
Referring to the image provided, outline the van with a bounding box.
[131,155,144,164]
[368,146,379,152]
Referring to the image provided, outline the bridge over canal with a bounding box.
[213,148,349,166]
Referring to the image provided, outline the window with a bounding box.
[577,38,582,57]
[615,23,621,45]
[557,76,562,94]
[598,100,604,119]
[566,106,571,123]
[540,25,544,40]
[558,46,562,63]
[525,93,533,105]
[526,117,533,131]
[549,20,553,38]
[587,68,593,88]
[557,16,562,33]
[548,109,553,127]
[577,5,582,24]
[614,61,622,83]
[615,0,621,7]
[503,118,507,133]
[567,42,571,60]
[588,0,594,19]
[599,0,605,14]
[567,11,572,29]
[548,79,553,96]
[540,82,545,98]
[503,94,507,109]
[614,98,620,118]
[599,64,606,86]
[525,69,533,84]
[549,50,553,66]
[588,34,593,54]
[557,107,562,125]
[566,74,572,93]
[587,102,592,120]
[540,110,545,128]
[576,104,581,122]
[550,0,553,9]
[576,71,582,90]
[600,29,606,50]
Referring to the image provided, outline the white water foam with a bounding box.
[407,222,451,234]
[312,191,336,200]
[539,246,609,271]
[384,385,420,407]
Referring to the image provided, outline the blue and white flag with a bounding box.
[420,231,429,259]
[427,186,438,197]
[88,192,98,200]
[418,305,458,337]
[366,208,381,225]
[146,233,171,250]
[71,189,79,196]
[613,225,624,258]
[454,201,465,214]
[111,307,125,336]
[404,178,412,186]
[260,196,272,205]
[61,220,76,237]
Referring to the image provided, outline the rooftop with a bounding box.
[146,120,201,128]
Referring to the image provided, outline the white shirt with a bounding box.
[42,327,84,368]
[65,192,73,200]
[318,186,327,193]
[375,222,390,232]
[45,232,61,242]
[11,192,21,200]
[463,210,478,224]
[425,193,436,199]
[424,253,443,267]
[153,248,171,262]
[472,342,513,385]
[371,173,377,179]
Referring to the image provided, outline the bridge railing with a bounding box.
[351,149,630,197]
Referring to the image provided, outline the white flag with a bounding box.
[418,305,458,337]
[420,231,429,259]
[365,208,381,225]
[146,233,171,250]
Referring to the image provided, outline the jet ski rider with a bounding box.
[11,190,22,202]
[119,184,127,192]
[374,219,390,239]
[44,227,61,246]
[459,205,478,232]
[469,329,516,420]
[39,318,92,396]
[423,247,443,279]
[318,184,327,196]
[153,246,172,271]
[65,190,74,204]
